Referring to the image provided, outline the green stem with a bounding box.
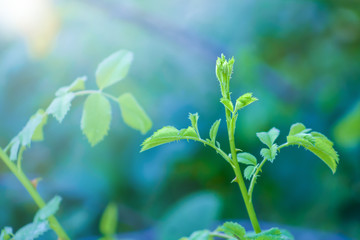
[248,158,267,202]
[225,109,261,234]
[0,148,70,240]
[74,90,118,102]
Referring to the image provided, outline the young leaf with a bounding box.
[216,222,246,239]
[9,138,20,161]
[245,227,294,240]
[99,203,118,237]
[235,93,258,112]
[285,123,339,173]
[31,109,48,141]
[34,196,62,222]
[19,111,45,147]
[0,227,13,240]
[244,165,257,180]
[141,126,200,152]
[96,50,133,90]
[209,119,221,144]
[187,230,211,240]
[260,144,278,162]
[13,221,50,240]
[189,113,200,137]
[81,93,112,146]
[118,93,152,134]
[55,76,86,96]
[220,98,234,112]
[46,93,75,123]
[256,127,280,148]
[237,152,257,165]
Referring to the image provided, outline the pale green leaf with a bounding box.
[141,126,200,152]
[189,113,200,137]
[209,119,221,144]
[235,93,258,112]
[14,221,50,240]
[237,152,257,165]
[19,111,44,146]
[256,127,280,148]
[10,138,20,161]
[55,76,86,96]
[118,93,152,134]
[32,109,48,141]
[285,123,339,173]
[0,227,13,240]
[216,222,246,239]
[81,93,112,146]
[260,144,278,162]
[100,203,118,237]
[46,93,75,123]
[220,98,234,112]
[246,227,294,240]
[244,165,257,180]
[34,196,62,222]
[187,230,212,240]
[96,50,133,90]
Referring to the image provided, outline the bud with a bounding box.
[215,54,235,98]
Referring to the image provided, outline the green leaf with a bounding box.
[244,165,257,180]
[46,93,75,123]
[189,113,200,137]
[118,93,152,134]
[286,123,339,173]
[9,138,20,161]
[81,93,112,146]
[256,127,280,148]
[34,196,62,222]
[246,227,294,240]
[209,119,221,144]
[99,203,118,237]
[220,98,234,112]
[20,111,45,147]
[55,76,86,96]
[216,222,246,239]
[31,109,48,141]
[14,221,50,240]
[96,50,133,90]
[260,144,278,162]
[237,152,257,165]
[187,230,212,240]
[235,93,258,112]
[141,126,200,152]
[0,227,13,240]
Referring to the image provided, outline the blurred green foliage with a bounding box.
[0,0,359,239]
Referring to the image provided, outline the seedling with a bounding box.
[0,50,152,240]
[141,54,339,239]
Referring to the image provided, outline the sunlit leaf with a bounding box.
[96,50,133,90]
[187,230,212,240]
[0,227,13,240]
[13,222,50,240]
[81,93,111,146]
[209,119,221,144]
[31,109,48,141]
[216,222,246,239]
[256,128,280,148]
[235,93,258,112]
[9,138,20,161]
[20,111,44,147]
[55,76,86,96]
[237,152,257,165]
[189,113,200,137]
[220,98,234,112]
[118,93,152,134]
[46,93,75,123]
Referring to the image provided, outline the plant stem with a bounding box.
[0,148,70,240]
[248,158,267,202]
[225,109,261,234]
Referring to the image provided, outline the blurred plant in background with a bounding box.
[0,0,359,239]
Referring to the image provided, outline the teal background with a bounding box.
[0,0,359,239]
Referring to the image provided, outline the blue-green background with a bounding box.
[0,0,359,239]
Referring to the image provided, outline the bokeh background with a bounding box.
[0,0,359,239]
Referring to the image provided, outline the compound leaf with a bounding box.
[209,119,221,144]
[256,128,280,148]
[235,93,258,112]
[237,152,257,165]
[34,196,62,222]
[81,93,112,146]
[99,203,118,237]
[55,76,86,96]
[46,93,75,123]
[285,123,339,173]
[96,50,133,90]
[118,93,152,134]
[216,222,246,239]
